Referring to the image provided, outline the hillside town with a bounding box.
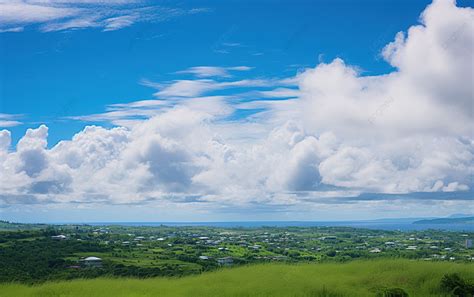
[0,222,472,283]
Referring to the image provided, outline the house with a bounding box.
[272,256,288,261]
[199,255,210,260]
[217,257,233,266]
[68,265,81,269]
[80,256,103,268]
[51,235,67,240]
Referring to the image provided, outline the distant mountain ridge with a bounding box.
[413,216,474,224]
[448,213,474,218]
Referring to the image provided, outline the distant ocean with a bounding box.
[85,221,474,232]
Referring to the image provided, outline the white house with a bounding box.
[217,257,233,266]
[80,256,103,268]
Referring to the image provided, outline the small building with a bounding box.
[272,256,288,261]
[80,256,103,268]
[217,257,233,266]
[465,239,473,249]
[68,265,81,269]
[199,255,210,260]
[51,235,67,240]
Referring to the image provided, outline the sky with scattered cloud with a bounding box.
[0,0,472,222]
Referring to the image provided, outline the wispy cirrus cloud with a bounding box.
[258,88,300,99]
[0,0,209,32]
[65,65,298,127]
[145,75,295,99]
[152,79,271,98]
[136,75,298,126]
[66,95,234,127]
[0,121,22,128]
[0,26,24,33]
[0,113,23,128]
[67,108,161,123]
[175,66,253,78]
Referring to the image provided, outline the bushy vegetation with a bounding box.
[440,273,474,297]
[0,229,202,283]
[1,260,473,297]
[375,288,409,297]
[0,229,110,283]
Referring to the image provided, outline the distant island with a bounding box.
[413,216,474,224]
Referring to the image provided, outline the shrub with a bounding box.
[308,286,344,297]
[375,287,409,297]
[440,273,474,297]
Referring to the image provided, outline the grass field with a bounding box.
[1,260,472,297]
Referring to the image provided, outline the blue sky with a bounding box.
[0,0,473,222]
[1,0,450,145]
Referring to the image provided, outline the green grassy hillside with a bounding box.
[1,260,473,297]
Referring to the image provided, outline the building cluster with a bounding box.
[49,226,473,269]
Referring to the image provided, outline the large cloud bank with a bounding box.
[0,0,472,212]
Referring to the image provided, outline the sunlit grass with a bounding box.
[1,259,472,297]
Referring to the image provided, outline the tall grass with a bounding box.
[1,259,472,297]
